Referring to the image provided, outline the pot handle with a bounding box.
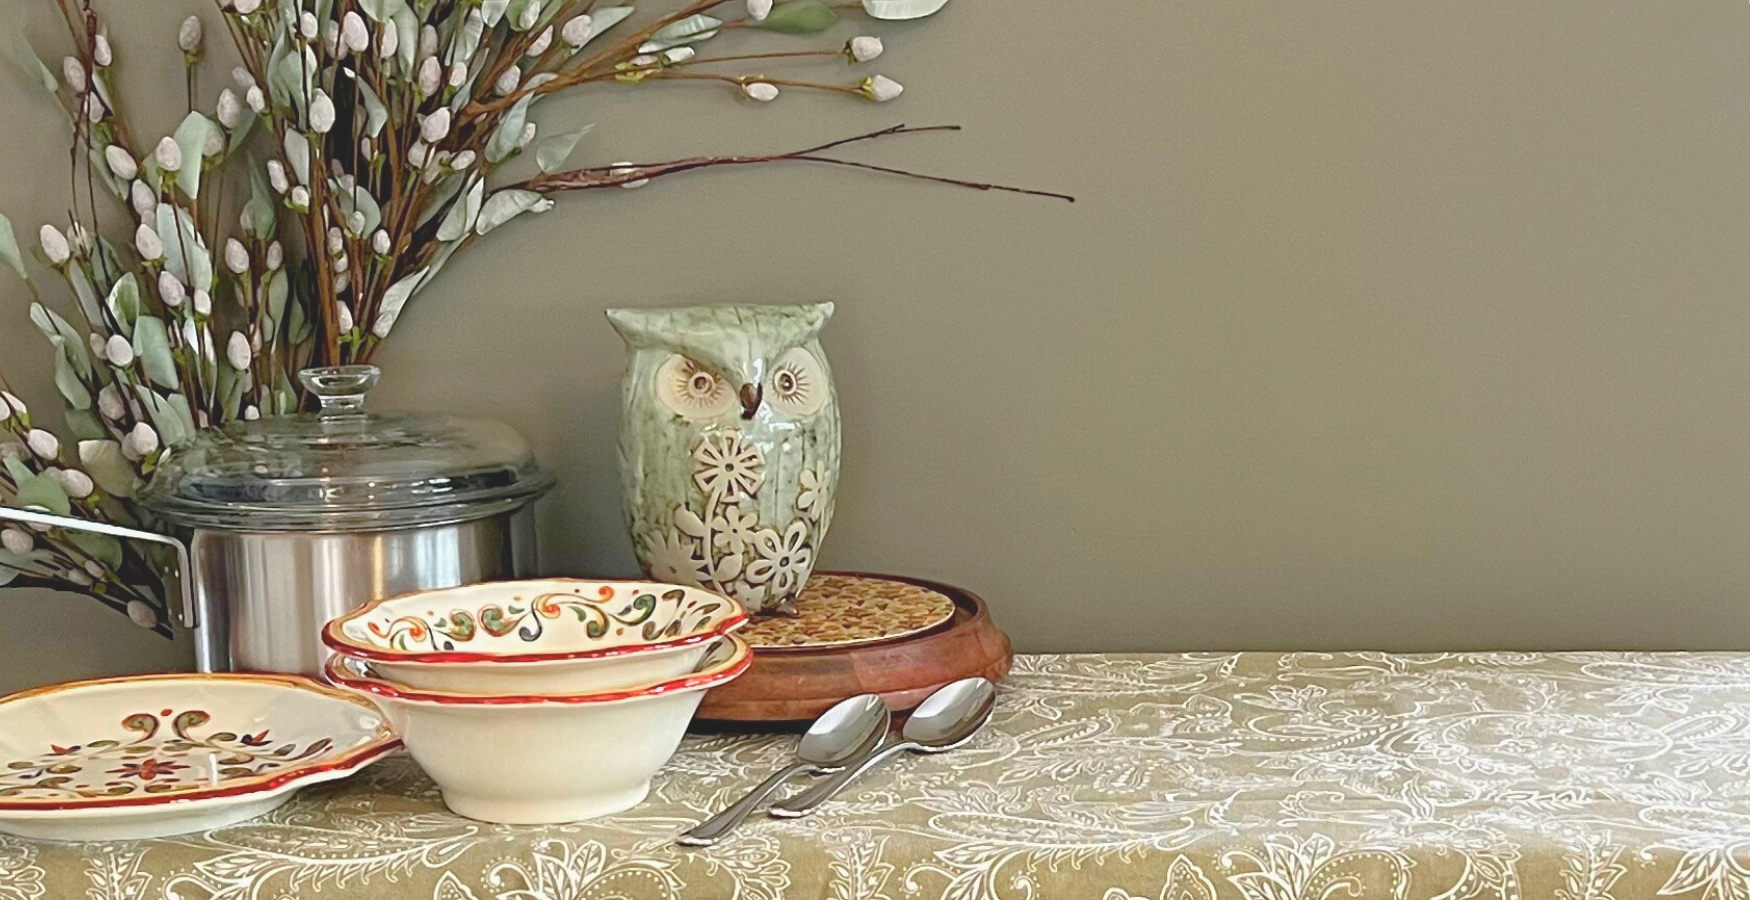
[0,506,213,672]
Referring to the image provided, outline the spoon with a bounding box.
[768,677,996,819]
[678,694,890,846]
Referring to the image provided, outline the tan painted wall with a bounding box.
[2,0,1747,692]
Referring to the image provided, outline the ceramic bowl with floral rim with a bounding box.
[322,578,748,695]
[325,635,751,824]
[0,672,399,841]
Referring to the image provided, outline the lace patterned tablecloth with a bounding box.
[6,652,1750,900]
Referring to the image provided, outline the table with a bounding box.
[5,652,1750,900]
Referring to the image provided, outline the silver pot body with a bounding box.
[191,506,539,676]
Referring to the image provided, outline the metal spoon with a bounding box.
[768,677,997,819]
[678,694,890,846]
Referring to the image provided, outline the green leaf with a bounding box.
[104,273,141,337]
[263,269,289,340]
[156,205,213,292]
[861,0,950,18]
[283,130,311,186]
[0,213,27,279]
[13,470,70,515]
[77,440,137,498]
[357,0,408,22]
[244,168,277,239]
[64,408,104,441]
[580,7,635,48]
[651,14,720,42]
[54,351,90,410]
[482,0,513,25]
[371,266,428,338]
[356,78,388,138]
[132,316,177,389]
[29,303,90,377]
[392,8,418,72]
[450,9,486,65]
[331,178,383,237]
[68,532,123,570]
[172,112,215,201]
[436,179,484,242]
[66,264,103,326]
[535,125,593,174]
[760,1,837,33]
[476,189,552,235]
[487,95,533,164]
[273,371,297,415]
[10,34,56,93]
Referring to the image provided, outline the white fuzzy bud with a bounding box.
[265,241,283,270]
[0,392,23,418]
[224,238,250,274]
[125,422,158,458]
[371,229,391,255]
[417,56,441,95]
[233,0,261,12]
[232,66,255,90]
[202,127,224,157]
[58,468,94,499]
[418,24,439,58]
[154,137,182,172]
[39,225,70,265]
[134,223,163,260]
[126,600,157,629]
[663,46,695,64]
[333,252,350,274]
[515,1,539,29]
[89,333,108,360]
[62,57,87,92]
[495,65,522,95]
[336,301,355,333]
[561,15,593,47]
[517,122,537,150]
[1,528,32,556]
[345,211,366,236]
[298,11,318,38]
[747,0,773,19]
[342,12,369,54]
[243,404,260,421]
[290,185,310,208]
[226,331,252,370]
[26,429,60,459]
[360,137,377,160]
[864,74,903,102]
[420,108,452,144]
[130,180,156,218]
[81,94,105,123]
[451,149,476,170]
[267,160,289,193]
[320,19,340,55]
[406,141,429,167]
[743,81,779,102]
[105,334,134,367]
[527,26,553,57]
[245,85,266,113]
[93,34,113,66]
[327,227,344,255]
[631,53,657,67]
[158,271,186,307]
[192,289,212,316]
[849,36,883,62]
[447,62,467,88]
[216,89,242,128]
[309,90,336,133]
[178,16,203,54]
[63,568,92,586]
[378,22,399,59]
[98,384,125,420]
[611,162,648,189]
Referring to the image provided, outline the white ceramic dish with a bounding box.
[322,578,747,694]
[325,635,751,824]
[0,673,398,841]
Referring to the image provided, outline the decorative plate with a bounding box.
[322,578,747,665]
[739,574,958,650]
[0,673,399,842]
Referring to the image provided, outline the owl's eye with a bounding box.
[656,355,735,420]
[768,347,827,417]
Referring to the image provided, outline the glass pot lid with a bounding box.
[140,366,553,531]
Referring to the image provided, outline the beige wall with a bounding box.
[2,0,1748,692]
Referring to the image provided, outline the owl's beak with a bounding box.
[739,383,762,420]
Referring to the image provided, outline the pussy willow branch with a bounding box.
[518,124,1077,202]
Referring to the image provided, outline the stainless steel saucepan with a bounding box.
[0,365,552,676]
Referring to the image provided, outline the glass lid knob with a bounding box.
[300,365,380,417]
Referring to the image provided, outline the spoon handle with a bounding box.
[678,762,814,846]
[768,740,913,818]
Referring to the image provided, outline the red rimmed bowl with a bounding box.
[325,636,751,824]
[322,578,747,694]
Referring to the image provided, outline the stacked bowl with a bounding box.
[321,578,750,824]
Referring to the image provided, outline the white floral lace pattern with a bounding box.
[10,652,1750,900]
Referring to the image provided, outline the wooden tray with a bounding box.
[697,572,1012,724]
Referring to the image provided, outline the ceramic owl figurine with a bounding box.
[608,303,840,616]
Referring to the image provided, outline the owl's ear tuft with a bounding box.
[606,307,660,346]
[798,301,835,338]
